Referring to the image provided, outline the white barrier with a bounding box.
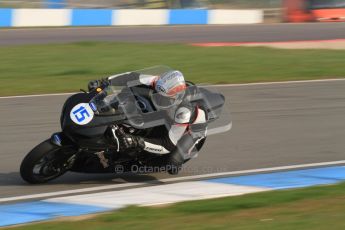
[12,9,71,27]
[209,10,263,24]
[114,9,169,26]
[1,9,264,27]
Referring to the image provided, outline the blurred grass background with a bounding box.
[9,182,345,230]
[0,42,345,96]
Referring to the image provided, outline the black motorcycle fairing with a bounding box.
[70,149,115,173]
[61,92,125,141]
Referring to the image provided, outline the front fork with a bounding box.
[50,132,73,147]
[50,132,78,170]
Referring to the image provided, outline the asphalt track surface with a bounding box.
[1,23,345,45]
[1,80,345,200]
[1,22,345,201]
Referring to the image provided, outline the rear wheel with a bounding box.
[20,140,76,184]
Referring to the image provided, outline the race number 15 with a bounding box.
[73,106,90,122]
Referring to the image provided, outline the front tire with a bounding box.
[20,140,74,184]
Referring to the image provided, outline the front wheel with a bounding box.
[20,140,76,184]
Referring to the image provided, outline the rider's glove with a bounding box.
[115,127,145,152]
[121,135,145,151]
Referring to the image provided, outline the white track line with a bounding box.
[214,78,345,87]
[1,78,345,100]
[0,92,75,99]
[1,160,345,203]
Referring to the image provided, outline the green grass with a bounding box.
[8,182,345,230]
[0,42,345,96]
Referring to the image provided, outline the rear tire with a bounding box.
[20,140,72,184]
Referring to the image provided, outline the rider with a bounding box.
[88,70,208,174]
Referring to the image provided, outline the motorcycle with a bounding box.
[20,66,226,184]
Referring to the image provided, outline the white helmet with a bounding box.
[152,70,186,109]
[155,70,186,97]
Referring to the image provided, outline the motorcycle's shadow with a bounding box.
[0,171,162,186]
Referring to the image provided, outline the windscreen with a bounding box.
[90,66,173,115]
[89,85,126,116]
[89,66,232,136]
